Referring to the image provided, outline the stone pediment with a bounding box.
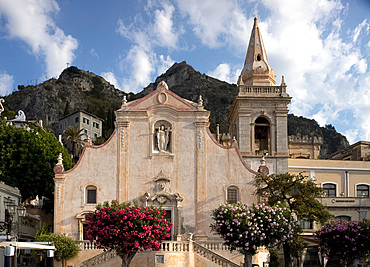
[123,81,198,111]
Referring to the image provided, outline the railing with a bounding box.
[320,197,370,207]
[239,85,286,95]
[197,241,230,251]
[78,240,100,250]
[193,241,240,267]
[160,241,190,252]
[76,240,239,267]
[74,250,117,267]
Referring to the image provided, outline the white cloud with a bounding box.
[175,0,250,51]
[208,63,241,84]
[344,129,359,145]
[90,49,99,60]
[0,72,14,96]
[153,3,179,48]
[208,63,231,83]
[101,71,119,89]
[0,0,78,79]
[352,19,369,43]
[116,2,180,93]
[157,55,175,76]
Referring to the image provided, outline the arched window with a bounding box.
[227,186,239,204]
[254,116,270,155]
[86,185,97,204]
[322,183,336,197]
[356,184,369,197]
[322,183,337,197]
[336,215,351,221]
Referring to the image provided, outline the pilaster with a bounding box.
[117,121,130,202]
[194,121,208,240]
[54,174,65,234]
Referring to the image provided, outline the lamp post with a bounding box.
[0,198,26,240]
[1,198,27,267]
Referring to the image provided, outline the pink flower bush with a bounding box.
[85,200,172,266]
[210,202,295,256]
[314,219,370,265]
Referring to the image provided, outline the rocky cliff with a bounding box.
[2,63,349,157]
[141,61,237,133]
[3,67,124,138]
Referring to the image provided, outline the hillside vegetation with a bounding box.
[2,64,349,158]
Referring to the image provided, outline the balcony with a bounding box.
[320,197,370,208]
[238,85,287,96]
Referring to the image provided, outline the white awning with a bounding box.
[0,241,55,250]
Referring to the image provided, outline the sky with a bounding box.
[0,0,369,144]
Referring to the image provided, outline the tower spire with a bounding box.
[239,17,276,86]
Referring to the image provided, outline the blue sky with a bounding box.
[0,0,369,144]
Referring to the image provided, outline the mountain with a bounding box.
[2,63,349,157]
[3,66,124,138]
[141,61,237,133]
[288,114,349,158]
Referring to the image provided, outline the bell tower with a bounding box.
[228,17,291,174]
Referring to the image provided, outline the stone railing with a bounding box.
[78,240,100,250]
[198,241,230,251]
[74,250,117,267]
[160,241,190,252]
[76,240,239,267]
[193,241,240,267]
[239,85,286,95]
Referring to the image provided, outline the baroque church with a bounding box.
[53,18,370,267]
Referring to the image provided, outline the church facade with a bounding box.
[53,17,370,267]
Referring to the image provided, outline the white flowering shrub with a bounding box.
[211,202,296,256]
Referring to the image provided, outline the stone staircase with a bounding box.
[193,241,240,267]
[74,241,240,267]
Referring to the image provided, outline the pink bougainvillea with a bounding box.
[85,200,172,267]
[314,219,370,265]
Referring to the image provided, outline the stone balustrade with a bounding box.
[198,241,230,251]
[74,250,117,267]
[76,240,239,267]
[160,241,190,252]
[239,85,286,95]
[78,240,100,250]
[193,241,240,267]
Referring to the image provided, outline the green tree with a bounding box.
[0,107,16,120]
[63,101,71,116]
[254,173,333,267]
[63,125,84,163]
[34,232,79,265]
[0,120,73,201]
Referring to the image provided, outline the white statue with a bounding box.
[13,110,26,121]
[156,125,171,152]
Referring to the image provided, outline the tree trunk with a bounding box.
[283,242,292,267]
[244,253,252,267]
[120,252,136,267]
